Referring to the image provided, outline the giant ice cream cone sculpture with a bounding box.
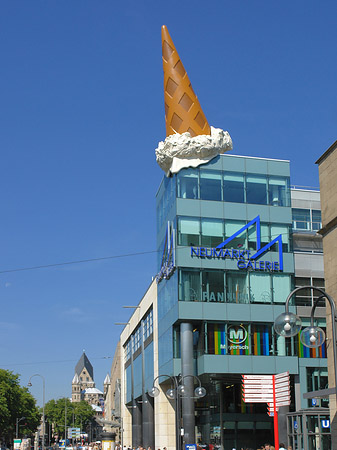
[162,25,211,137]
[156,26,233,175]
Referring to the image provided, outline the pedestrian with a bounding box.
[279,444,286,450]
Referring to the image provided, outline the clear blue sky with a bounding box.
[1,0,336,406]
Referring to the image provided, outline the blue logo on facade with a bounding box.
[191,216,283,272]
[156,222,175,283]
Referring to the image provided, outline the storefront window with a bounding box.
[246,174,267,204]
[223,172,245,203]
[307,367,329,408]
[251,324,272,356]
[200,171,222,201]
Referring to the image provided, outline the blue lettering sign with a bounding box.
[190,216,284,272]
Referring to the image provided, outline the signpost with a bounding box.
[242,372,290,450]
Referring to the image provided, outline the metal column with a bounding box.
[180,322,195,445]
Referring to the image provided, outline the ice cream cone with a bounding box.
[161,25,211,137]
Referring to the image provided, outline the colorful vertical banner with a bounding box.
[207,323,226,355]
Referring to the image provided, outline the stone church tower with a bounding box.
[72,352,103,405]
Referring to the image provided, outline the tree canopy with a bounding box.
[0,369,40,442]
[44,398,95,437]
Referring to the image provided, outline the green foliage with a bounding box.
[0,369,40,441]
[44,398,95,436]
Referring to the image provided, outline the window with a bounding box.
[292,208,311,230]
[226,272,249,303]
[268,177,290,207]
[270,224,290,252]
[177,169,198,199]
[124,340,131,362]
[200,171,222,201]
[179,269,201,301]
[223,172,245,203]
[307,367,329,407]
[246,175,267,205]
[249,273,272,303]
[312,210,322,231]
[201,218,224,247]
[272,274,291,303]
[294,277,325,306]
[178,217,200,246]
[202,270,225,302]
[225,220,246,248]
[143,309,153,341]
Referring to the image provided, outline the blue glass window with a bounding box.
[223,172,245,203]
[200,171,222,201]
[268,177,290,207]
[202,270,225,302]
[178,217,200,246]
[246,175,267,205]
[179,269,201,301]
[177,169,199,199]
[201,218,224,247]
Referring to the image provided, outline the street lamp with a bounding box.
[16,416,26,438]
[274,286,337,407]
[28,374,45,450]
[149,374,206,450]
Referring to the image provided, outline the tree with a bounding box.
[0,369,40,443]
[44,398,95,438]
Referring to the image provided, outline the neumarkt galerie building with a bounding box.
[154,153,327,449]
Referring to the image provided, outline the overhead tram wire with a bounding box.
[1,355,113,367]
[0,250,159,274]
[0,230,296,275]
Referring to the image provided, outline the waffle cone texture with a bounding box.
[162,25,211,137]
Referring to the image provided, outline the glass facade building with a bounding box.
[154,154,327,449]
[120,153,328,450]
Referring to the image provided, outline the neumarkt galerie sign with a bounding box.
[191,216,283,272]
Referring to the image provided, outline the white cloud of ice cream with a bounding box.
[155,126,233,175]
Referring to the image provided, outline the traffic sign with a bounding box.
[242,375,273,380]
[275,371,289,379]
[274,381,290,389]
[243,388,274,394]
[268,400,291,407]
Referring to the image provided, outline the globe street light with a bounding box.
[28,374,45,450]
[149,374,206,450]
[274,286,337,407]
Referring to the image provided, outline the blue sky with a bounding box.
[1,0,336,406]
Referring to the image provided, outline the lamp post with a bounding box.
[28,374,45,450]
[149,374,206,450]
[274,285,337,408]
[16,416,26,438]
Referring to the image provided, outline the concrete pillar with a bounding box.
[180,322,195,445]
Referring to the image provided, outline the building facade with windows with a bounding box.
[116,153,329,450]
